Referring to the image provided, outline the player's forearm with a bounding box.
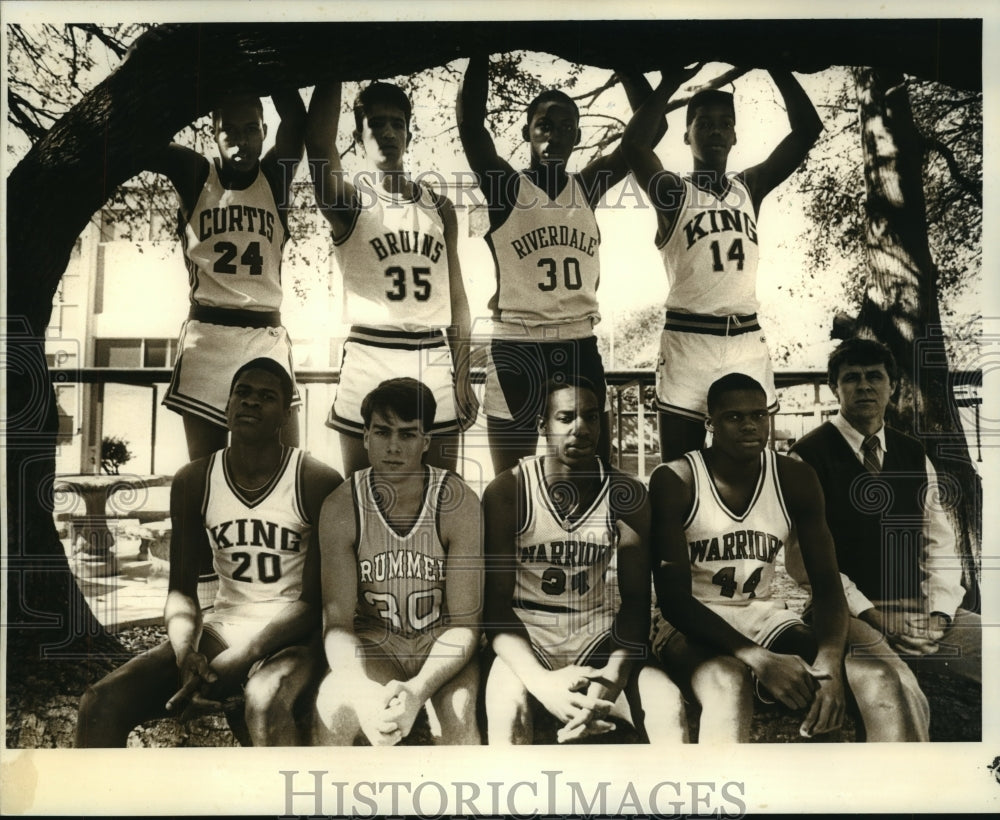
[590,648,633,701]
[272,87,306,123]
[305,81,342,159]
[769,70,822,141]
[457,53,489,131]
[244,600,317,662]
[622,80,672,154]
[164,589,202,666]
[809,588,849,674]
[492,631,550,692]
[617,68,665,144]
[408,626,479,703]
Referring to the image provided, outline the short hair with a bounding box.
[353,82,412,132]
[706,373,766,414]
[541,374,599,419]
[212,94,264,130]
[229,357,294,408]
[826,338,898,389]
[685,89,735,126]
[361,377,436,432]
[526,89,580,127]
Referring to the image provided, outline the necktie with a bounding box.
[862,435,881,474]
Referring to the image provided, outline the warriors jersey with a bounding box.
[658,175,760,316]
[486,173,601,337]
[513,456,619,667]
[353,466,451,637]
[181,161,287,312]
[335,175,452,331]
[202,447,310,614]
[684,449,791,606]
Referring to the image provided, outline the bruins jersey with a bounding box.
[486,173,601,336]
[658,175,760,316]
[684,448,791,606]
[334,175,452,331]
[181,161,286,312]
[353,465,451,637]
[202,446,310,613]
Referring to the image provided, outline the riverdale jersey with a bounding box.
[683,448,791,606]
[334,174,452,331]
[181,161,287,312]
[513,456,619,667]
[202,447,310,613]
[486,173,601,337]
[353,466,451,637]
[657,175,760,316]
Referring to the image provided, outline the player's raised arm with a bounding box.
[305,80,357,239]
[457,53,519,230]
[263,87,307,208]
[741,70,822,212]
[620,67,698,237]
[778,457,848,737]
[576,68,659,205]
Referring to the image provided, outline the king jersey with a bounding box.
[181,162,287,311]
[684,449,791,605]
[202,447,310,614]
[353,466,451,637]
[513,456,620,666]
[486,173,601,335]
[334,175,452,331]
[658,175,760,316]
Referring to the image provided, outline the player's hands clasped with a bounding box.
[750,650,822,711]
[798,669,845,738]
[531,665,614,729]
[166,650,219,713]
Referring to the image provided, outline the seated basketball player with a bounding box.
[649,373,929,742]
[482,376,687,744]
[312,378,482,745]
[75,358,342,746]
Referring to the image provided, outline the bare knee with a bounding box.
[690,656,751,702]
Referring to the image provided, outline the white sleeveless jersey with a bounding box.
[658,175,760,315]
[513,456,619,666]
[335,175,452,331]
[684,449,791,606]
[202,447,310,613]
[486,173,601,335]
[182,162,286,311]
[353,466,451,637]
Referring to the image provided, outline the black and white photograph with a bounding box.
[2,0,996,815]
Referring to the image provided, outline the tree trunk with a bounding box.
[4,22,982,746]
[851,66,981,602]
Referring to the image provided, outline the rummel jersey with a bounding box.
[202,447,310,613]
[182,162,286,312]
[486,173,601,336]
[658,175,760,316]
[514,456,619,662]
[684,448,791,605]
[335,175,451,332]
[353,465,450,637]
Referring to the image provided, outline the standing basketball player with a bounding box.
[622,67,823,461]
[307,81,475,476]
[458,55,659,474]
[313,378,482,746]
[153,91,306,460]
[482,376,687,744]
[76,358,342,747]
[649,373,929,742]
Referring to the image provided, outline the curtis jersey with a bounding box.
[335,175,452,331]
[486,173,601,336]
[353,466,451,637]
[202,447,310,613]
[658,175,760,316]
[684,448,791,606]
[513,456,619,667]
[181,161,287,312]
